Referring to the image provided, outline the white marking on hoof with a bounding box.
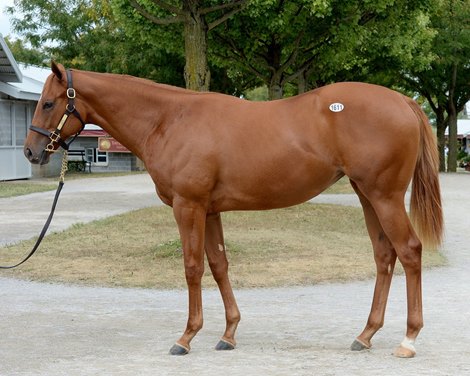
[393,337,416,358]
[400,337,416,352]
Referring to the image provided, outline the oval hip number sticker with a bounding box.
[329,103,344,112]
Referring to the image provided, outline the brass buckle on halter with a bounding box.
[67,88,76,99]
[45,131,61,152]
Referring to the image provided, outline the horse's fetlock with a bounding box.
[188,319,203,333]
[367,318,384,331]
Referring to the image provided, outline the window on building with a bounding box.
[0,102,12,146]
[86,148,108,166]
[15,103,28,146]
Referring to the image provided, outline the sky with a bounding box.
[0,0,17,38]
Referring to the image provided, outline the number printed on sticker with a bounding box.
[329,103,344,112]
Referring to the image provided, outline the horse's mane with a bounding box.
[79,70,195,95]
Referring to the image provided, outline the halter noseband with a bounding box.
[30,69,86,152]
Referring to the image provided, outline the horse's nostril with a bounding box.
[24,148,38,162]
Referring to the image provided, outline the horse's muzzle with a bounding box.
[24,147,50,165]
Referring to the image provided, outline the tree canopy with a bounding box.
[6,0,185,84]
[212,0,435,99]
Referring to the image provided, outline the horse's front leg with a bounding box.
[205,213,241,350]
[170,199,207,355]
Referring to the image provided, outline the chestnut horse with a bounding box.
[24,62,443,358]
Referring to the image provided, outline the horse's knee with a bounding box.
[184,262,204,283]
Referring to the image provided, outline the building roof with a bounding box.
[0,63,50,101]
[0,34,50,100]
[0,33,22,83]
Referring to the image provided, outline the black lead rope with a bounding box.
[0,181,64,269]
[0,151,68,269]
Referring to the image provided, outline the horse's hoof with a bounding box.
[169,343,190,356]
[393,345,416,358]
[350,338,370,351]
[393,336,416,358]
[215,339,235,351]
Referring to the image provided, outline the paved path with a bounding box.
[0,173,469,376]
[0,174,160,246]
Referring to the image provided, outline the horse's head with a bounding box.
[24,61,85,165]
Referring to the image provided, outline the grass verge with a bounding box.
[1,203,446,289]
[0,182,57,198]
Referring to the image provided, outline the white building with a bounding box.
[0,35,42,180]
[456,119,470,154]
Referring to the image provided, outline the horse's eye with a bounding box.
[42,101,54,110]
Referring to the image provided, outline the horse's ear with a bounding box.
[51,61,65,81]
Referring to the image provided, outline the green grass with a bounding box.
[0,182,57,198]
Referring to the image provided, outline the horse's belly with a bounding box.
[209,158,341,212]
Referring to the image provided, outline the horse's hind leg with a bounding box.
[355,185,423,358]
[372,197,423,358]
[205,213,241,350]
[350,181,398,351]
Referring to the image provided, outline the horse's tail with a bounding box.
[407,98,444,250]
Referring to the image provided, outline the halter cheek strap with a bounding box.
[30,69,86,152]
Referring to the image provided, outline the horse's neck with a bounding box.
[77,71,181,159]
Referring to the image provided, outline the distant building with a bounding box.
[0,35,38,180]
[457,119,470,154]
[0,34,143,180]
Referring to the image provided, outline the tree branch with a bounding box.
[207,2,247,30]
[279,31,304,73]
[201,0,247,15]
[149,0,184,16]
[213,31,266,80]
[130,0,185,25]
[283,55,317,85]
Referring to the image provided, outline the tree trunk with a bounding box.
[435,110,447,172]
[447,104,458,172]
[268,78,283,100]
[447,63,458,172]
[297,70,307,94]
[183,6,210,91]
[266,40,283,100]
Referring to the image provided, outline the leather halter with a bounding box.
[29,69,86,151]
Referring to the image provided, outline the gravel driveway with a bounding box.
[0,173,469,376]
